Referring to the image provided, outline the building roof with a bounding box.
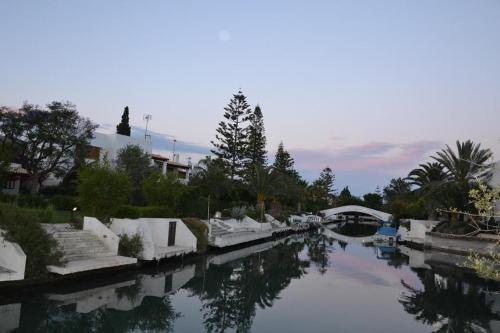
[376,227,397,237]
[151,153,169,162]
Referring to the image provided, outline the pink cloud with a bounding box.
[289,140,443,175]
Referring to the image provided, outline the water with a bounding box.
[1,230,499,333]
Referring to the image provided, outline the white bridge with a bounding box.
[320,205,393,222]
[322,227,374,244]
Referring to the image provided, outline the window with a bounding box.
[5,178,16,189]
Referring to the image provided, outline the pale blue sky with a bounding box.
[1,1,499,194]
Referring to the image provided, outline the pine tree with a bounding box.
[316,166,336,195]
[116,106,131,136]
[272,142,296,176]
[245,104,267,170]
[211,90,251,180]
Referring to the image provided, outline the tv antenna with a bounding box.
[143,114,152,140]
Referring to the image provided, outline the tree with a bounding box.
[0,101,97,193]
[433,140,492,210]
[245,105,267,172]
[305,167,336,212]
[143,171,187,210]
[272,142,296,177]
[407,162,450,218]
[363,192,383,210]
[246,164,283,221]
[77,162,131,221]
[116,144,152,205]
[407,162,448,187]
[211,90,251,180]
[336,186,363,206]
[383,178,411,202]
[116,106,131,136]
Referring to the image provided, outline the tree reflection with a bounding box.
[399,270,500,332]
[306,232,335,274]
[186,239,309,333]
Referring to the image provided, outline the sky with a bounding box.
[1,0,499,194]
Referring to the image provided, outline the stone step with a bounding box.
[61,246,111,256]
[47,256,137,275]
[63,253,115,262]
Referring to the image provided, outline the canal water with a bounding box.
[1,230,499,333]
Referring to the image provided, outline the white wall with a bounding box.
[0,230,26,281]
[83,217,120,254]
[213,216,272,232]
[109,218,197,260]
[90,132,152,165]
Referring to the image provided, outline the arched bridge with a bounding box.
[320,205,392,222]
[322,227,374,244]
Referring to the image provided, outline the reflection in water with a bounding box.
[185,237,309,332]
[0,232,499,333]
[400,270,500,332]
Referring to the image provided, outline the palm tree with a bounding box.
[432,140,492,210]
[246,164,283,222]
[407,162,448,187]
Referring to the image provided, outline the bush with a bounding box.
[114,205,141,219]
[182,218,208,252]
[77,164,132,222]
[0,203,62,279]
[114,205,176,219]
[0,192,16,204]
[50,194,76,211]
[118,233,143,258]
[18,194,48,209]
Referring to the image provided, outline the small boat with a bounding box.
[373,222,398,243]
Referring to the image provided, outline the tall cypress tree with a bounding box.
[211,90,251,180]
[272,142,296,176]
[116,106,131,136]
[245,104,267,171]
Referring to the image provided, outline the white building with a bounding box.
[88,132,191,182]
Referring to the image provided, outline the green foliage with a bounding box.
[182,218,208,252]
[50,194,76,211]
[461,252,500,281]
[305,166,336,212]
[272,142,296,176]
[116,144,152,205]
[116,106,131,136]
[336,186,363,207]
[18,194,48,208]
[211,90,252,180]
[0,203,62,279]
[0,192,16,204]
[143,172,186,210]
[118,233,143,258]
[362,192,383,210]
[245,105,267,171]
[0,101,96,193]
[114,205,176,219]
[77,163,132,222]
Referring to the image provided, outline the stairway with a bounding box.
[51,230,115,262]
[44,224,137,275]
[209,223,232,242]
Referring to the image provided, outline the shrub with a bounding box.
[143,172,186,209]
[18,194,48,209]
[114,205,176,219]
[0,203,62,279]
[182,218,208,252]
[139,206,175,218]
[0,192,16,204]
[77,163,131,222]
[50,194,76,211]
[118,233,143,258]
[114,205,141,219]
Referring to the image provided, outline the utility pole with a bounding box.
[143,114,152,140]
